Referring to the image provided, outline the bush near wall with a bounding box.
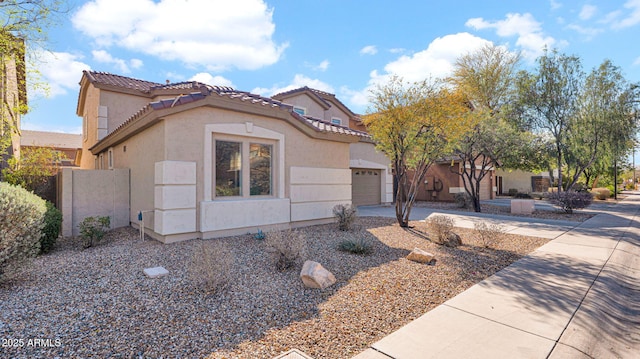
[40,201,62,254]
[0,182,47,280]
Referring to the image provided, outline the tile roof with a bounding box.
[89,73,370,152]
[84,71,163,93]
[20,130,82,149]
[272,86,332,109]
[298,115,369,138]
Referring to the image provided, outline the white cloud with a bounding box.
[389,48,405,54]
[30,51,91,98]
[189,73,234,87]
[383,32,490,83]
[579,5,597,20]
[252,74,334,97]
[72,0,288,71]
[344,33,492,113]
[360,45,378,55]
[633,56,640,66]
[315,60,330,71]
[607,0,640,29]
[92,50,142,73]
[550,0,562,10]
[466,13,557,60]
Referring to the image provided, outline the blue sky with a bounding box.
[22,0,640,137]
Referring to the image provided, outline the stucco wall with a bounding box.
[111,121,166,229]
[58,168,130,237]
[496,169,550,194]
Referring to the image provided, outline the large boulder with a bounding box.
[406,248,435,263]
[445,232,462,247]
[300,260,336,289]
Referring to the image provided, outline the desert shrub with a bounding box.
[338,232,373,255]
[591,187,611,200]
[0,182,47,280]
[474,221,506,248]
[332,204,357,231]
[188,241,234,294]
[79,216,111,248]
[265,229,306,271]
[40,201,62,254]
[547,190,593,214]
[427,215,455,245]
[453,192,473,209]
[514,192,532,199]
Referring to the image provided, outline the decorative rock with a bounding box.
[406,248,435,263]
[143,266,169,278]
[300,260,336,289]
[445,232,462,248]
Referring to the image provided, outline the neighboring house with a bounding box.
[75,71,391,243]
[272,87,392,206]
[495,169,552,194]
[20,130,82,167]
[409,158,497,202]
[0,35,27,173]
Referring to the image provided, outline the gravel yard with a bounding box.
[0,213,551,359]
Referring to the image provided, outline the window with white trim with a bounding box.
[215,138,273,198]
[331,117,342,125]
[293,106,306,115]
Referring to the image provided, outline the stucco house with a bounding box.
[74,71,391,243]
[0,35,27,174]
[20,130,82,167]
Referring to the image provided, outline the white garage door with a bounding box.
[352,169,381,206]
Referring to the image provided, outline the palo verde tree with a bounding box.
[449,44,524,212]
[514,49,584,191]
[563,60,639,190]
[364,76,473,227]
[0,1,67,169]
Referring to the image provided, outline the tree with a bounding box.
[2,146,64,197]
[563,60,639,190]
[449,44,523,211]
[0,1,68,169]
[364,76,473,227]
[515,49,584,191]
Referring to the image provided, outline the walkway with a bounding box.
[353,194,640,358]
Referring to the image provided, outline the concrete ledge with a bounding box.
[511,199,534,214]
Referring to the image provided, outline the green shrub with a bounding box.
[591,187,611,200]
[40,201,62,254]
[514,192,532,199]
[453,192,472,209]
[508,188,518,196]
[265,229,306,271]
[547,191,593,214]
[332,204,357,231]
[79,216,111,248]
[338,232,373,255]
[0,182,47,280]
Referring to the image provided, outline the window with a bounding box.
[215,139,273,197]
[215,141,242,196]
[293,106,306,115]
[331,117,342,125]
[250,143,272,195]
[107,148,114,169]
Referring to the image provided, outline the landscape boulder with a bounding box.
[406,248,435,264]
[300,260,336,289]
[444,232,462,248]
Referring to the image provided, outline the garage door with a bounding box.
[352,169,381,206]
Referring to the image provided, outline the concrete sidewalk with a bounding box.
[353,195,640,358]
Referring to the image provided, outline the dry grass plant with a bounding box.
[427,215,455,245]
[333,204,358,231]
[265,229,307,271]
[474,221,506,248]
[188,241,234,294]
